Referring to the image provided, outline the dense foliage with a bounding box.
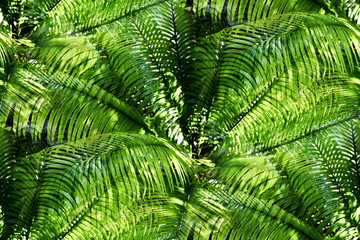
[0,0,360,239]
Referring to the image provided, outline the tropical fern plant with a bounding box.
[0,0,360,239]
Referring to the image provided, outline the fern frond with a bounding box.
[0,129,18,239]
[34,0,170,36]
[314,0,360,25]
[209,152,359,238]
[190,0,323,27]
[94,2,197,144]
[197,14,360,155]
[176,184,323,239]
[2,66,148,144]
[278,119,360,234]
[0,28,14,69]
[1,133,193,239]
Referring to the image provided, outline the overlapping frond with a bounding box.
[93,2,196,144]
[314,0,360,25]
[281,119,360,233]
[1,66,148,144]
[18,1,199,145]
[190,0,323,29]
[0,129,18,239]
[1,0,360,239]
[0,133,193,239]
[175,176,323,239]
[0,27,14,69]
[34,0,171,36]
[185,146,359,239]
[198,14,360,155]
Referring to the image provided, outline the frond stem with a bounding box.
[254,113,360,154]
[72,0,169,34]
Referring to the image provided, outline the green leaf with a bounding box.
[190,0,323,28]
[1,133,193,239]
[2,66,149,144]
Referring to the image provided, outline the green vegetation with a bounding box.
[0,0,360,239]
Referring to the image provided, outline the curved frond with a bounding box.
[0,129,17,239]
[197,13,360,155]
[2,0,360,239]
[176,184,323,239]
[0,27,14,69]
[93,2,197,144]
[201,152,360,238]
[2,66,149,144]
[279,119,360,234]
[1,133,193,239]
[190,0,323,29]
[314,0,360,25]
[34,0,170,36]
